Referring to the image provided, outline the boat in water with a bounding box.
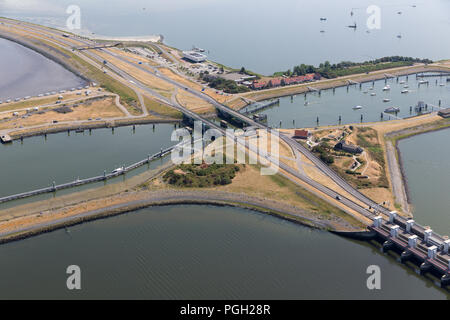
[370,92,376,96]
[385,107,400,113]
[401,89,409,94]
[418,80,428,84]
[353,105,363,110]
[383,98,390,102]
[382,85,391,91]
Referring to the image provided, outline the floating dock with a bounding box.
[0,134,12,143]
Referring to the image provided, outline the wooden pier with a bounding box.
[0,144,177,204]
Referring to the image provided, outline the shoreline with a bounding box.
[0,190,345,245]
[0,30,91,84]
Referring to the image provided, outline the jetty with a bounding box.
[0,143,178,204]
[241,98,279,115]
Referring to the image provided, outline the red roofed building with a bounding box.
[293,129,310,139]
[304,73,315,81]
[252,81,267,90]
[268,78,282,88]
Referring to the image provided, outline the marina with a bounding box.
[251,73,449,128]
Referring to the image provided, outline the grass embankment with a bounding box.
[143,96,183,119]
[7,29,144,114]
[355,127,388,188]
[163,163,241,187]
[148,162,367,230]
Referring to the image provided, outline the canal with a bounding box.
[398,128,450,236]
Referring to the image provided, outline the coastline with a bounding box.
[0,190,349,245]
[0,30,90,84]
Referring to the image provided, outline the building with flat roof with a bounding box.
[182,51,207,63]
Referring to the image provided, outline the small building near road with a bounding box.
[438,108,450,118]
[334,140,363,154]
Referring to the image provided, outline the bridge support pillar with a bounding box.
[390,225,399,238]
[373,216,383,228]
[428,246,437,259]
[424,229,433,245]
[443,239,450,254]
[388,211,397,224]
[406,219,414,233]
[408,235,418,248]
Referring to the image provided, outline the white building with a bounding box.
[182,51,207,63]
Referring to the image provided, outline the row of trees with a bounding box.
[275,56,433,79]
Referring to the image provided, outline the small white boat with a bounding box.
[363,91,368,94]
[439,83,445,86]
[370,92,376,96]
[399,80,405,84]
[385,107,400,113]
[401,89,409,93]
[418,80,428,84]
[383,98,390,102]
[304,101,309,106]
[382,85,391,91]
[403,85,409,88]
[112,167,124,174]
[353,105,363,110]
